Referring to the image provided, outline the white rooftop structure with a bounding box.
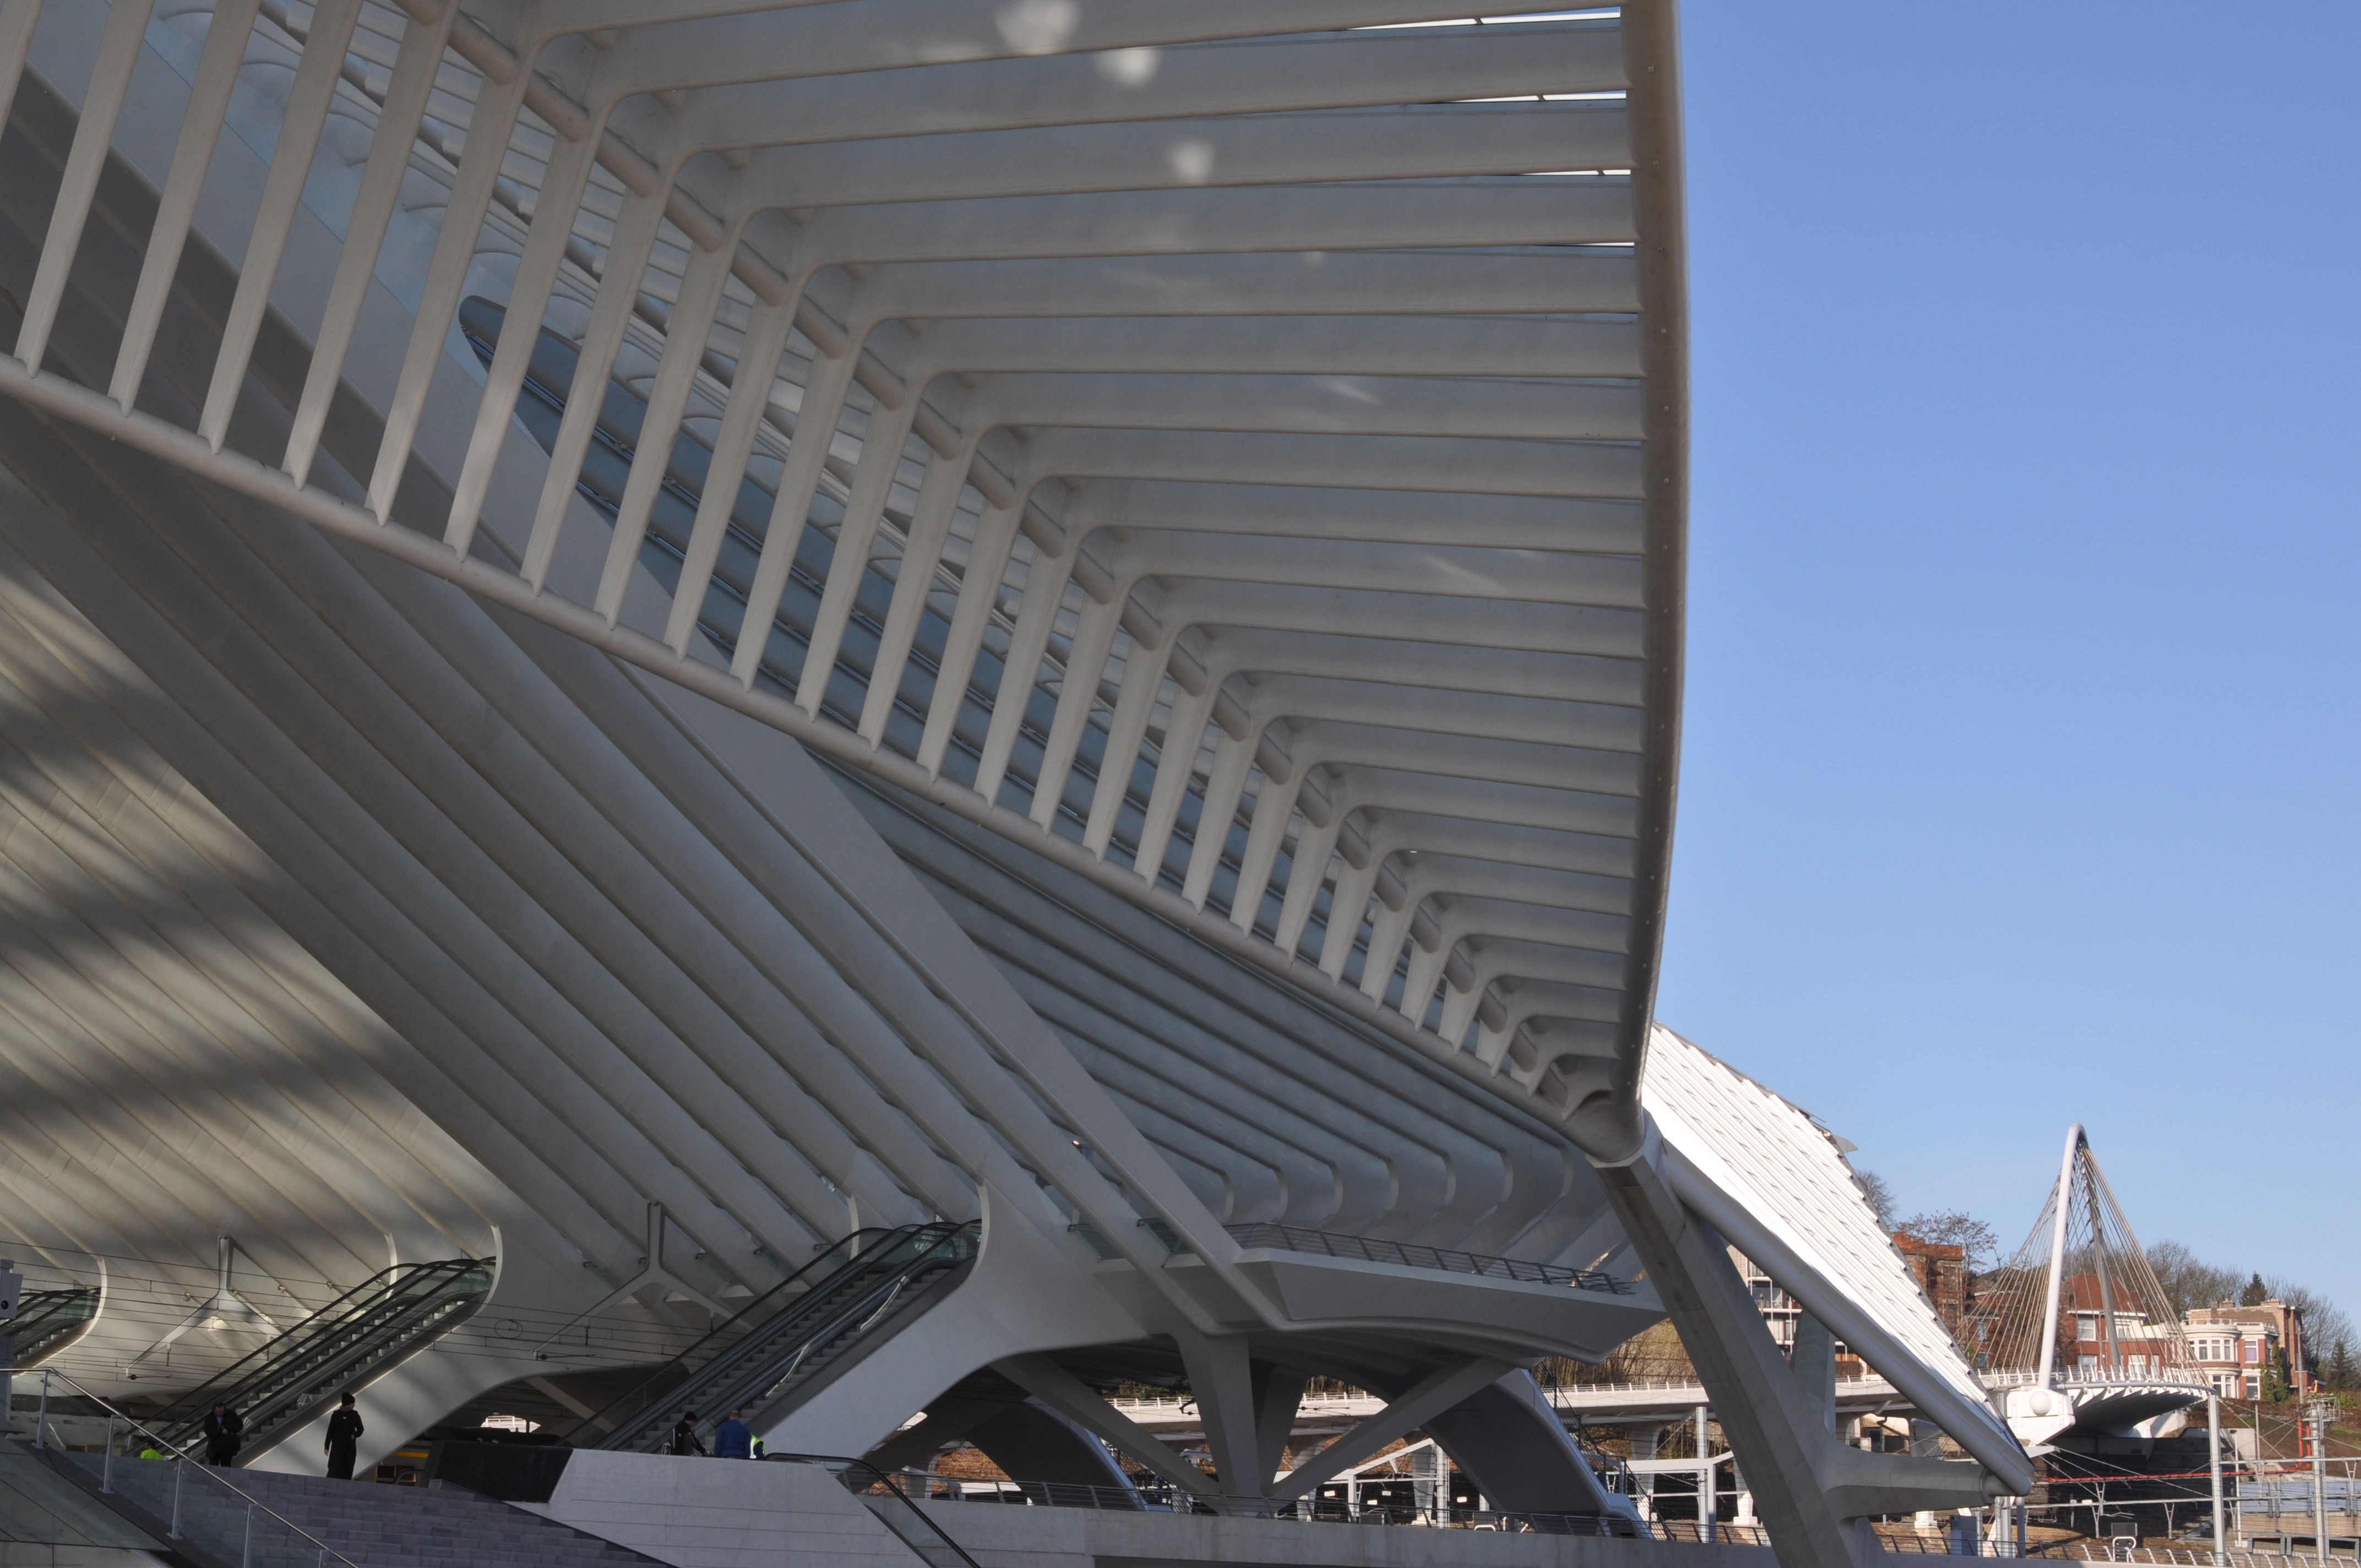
[1,0,1685,1153]
[0,4,2026,1564]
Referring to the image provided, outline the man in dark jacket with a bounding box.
[323,1392,364,1480]
[712,1408,752,1460]
[668,1410,705,1456]
[201,1403,242,1467]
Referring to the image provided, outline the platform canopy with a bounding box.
[0,0,1685,1155]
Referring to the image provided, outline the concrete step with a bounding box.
[48,1455,669,1568]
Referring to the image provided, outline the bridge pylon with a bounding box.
[1973,1124,2206,1450]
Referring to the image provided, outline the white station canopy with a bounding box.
[0,0,1687,1158]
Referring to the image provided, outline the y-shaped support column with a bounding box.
[1592,1129,2000,1568]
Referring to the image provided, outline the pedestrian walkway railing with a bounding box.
[1067,1219,1634,1295]
[1981,1369,2212,1395]
[7,1365,361,1567]
[1887,1544,2335,1565]
[826,1463,2327,1562]
[1225,1223,1638,1294]
[1546,1374,1899,1402]
[770,1455,984,1568]
[859,1463,1678,1539]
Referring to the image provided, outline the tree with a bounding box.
[1896,1209,2001,1271]
[2325,1337,2357,1393]
[2147,1240,2243,1315]
[2242,1273,2270,1307]
[2260,1277,2355,1384]
[1856,1169,1897,1232]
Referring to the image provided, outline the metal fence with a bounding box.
[857,1464,2354,1561]
[8,1365,361,1567]
[874,1466,1774,1542]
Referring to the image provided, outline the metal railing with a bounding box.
[771,1455,984,1568]
[9,1365,361,1567]
[1104,1376,1902,1434]
[1982,1369,2211,1394]
[579,1222,977,1453]
[1887,1546,2343,1565]
[1067,1219,1632,1295]
[1225,1223,1636,1294]
[1547,1374,1900,1401]
[147,1257,493,1454]
[6,1287,101,1366]
[865,1464,1688,1538]
[843,1463,2353,1561]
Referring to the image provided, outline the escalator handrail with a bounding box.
[591,1223,977,1452]
[673,1226,978,1438]
[570,1226,910,1444]
[163,1258,490,1418]
[8,1286,101,1367]
[9,1287,99,1337]
[698,1229,964,1381]
[233,1284,488,1433]
[726,1248,960,1410]
[594,1226,969,1450]
[159,1283,489,1445]
[151,1257,492,1433]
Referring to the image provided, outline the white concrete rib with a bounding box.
[0,0,1685,1157]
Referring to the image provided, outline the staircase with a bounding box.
[149,1259,494,1460]
[39,1446,667,1568]
[580,1224,978,1453]
[223,1470,673,1568]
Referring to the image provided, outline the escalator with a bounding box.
[579,1222,978,1454]
[5,1286,100,1366]
[149,1257,493,1458]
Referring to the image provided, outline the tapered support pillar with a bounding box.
[1173,1330,1267,1504]
[1592,1123,2000,1568]
[1793,1313,1837,1434]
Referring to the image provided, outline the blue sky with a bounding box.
[1653,3,2361,1323]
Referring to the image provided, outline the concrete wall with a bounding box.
[518,1450,924,1568]
[525,1449,1776,1568]
[907,1495,1778,1568]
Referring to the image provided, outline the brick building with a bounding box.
[2050,1273,2178,1379]
[2186,1302,2307,1400]
[1894,1233,1972,1348]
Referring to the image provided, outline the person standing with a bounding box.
[323,1393,364,1480]
[201,1402,243,1467]
[669,1410,705,1456]
[712,1408,752,1461]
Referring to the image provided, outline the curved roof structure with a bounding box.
[0,3,2041,1528]
[0,0,1685,1157]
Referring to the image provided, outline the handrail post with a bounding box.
[242,1500,254,1568]
[101,1412,116,1491]
[35,1369,50,1449]
[171,1450,186,1538]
